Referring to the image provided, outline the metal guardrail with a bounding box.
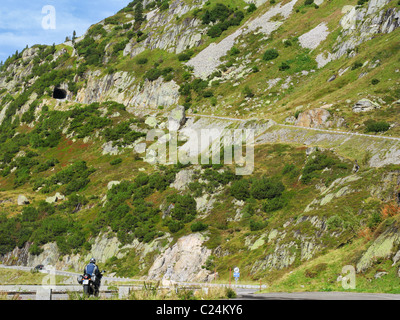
[0,281,266,300]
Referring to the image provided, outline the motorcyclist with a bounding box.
[83,258,102,294]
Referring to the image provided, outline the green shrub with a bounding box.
[263,197,287,213]
[145,68,162,81]
[247,3,257,13]
[371,78,380,85]
[207,25,223,38]
[279,61,290,71]
[326,215,344,230]
[110,158,123,166]
[351,61,363,70]
[364,120,390,133]
[169,194,197,222]
[203,4,244,38]
[301,153,338,184]
[178,50,194,61]
[29,244,44,256]
[230,179,250,200]
[283,39,292,47]
[243,86,254,98]
[168,220,184,233]
[230,47,240,56]
[249,219,267,231]
[282,163,296,175]
[22,206,39,222]
[226,288,237,299]
[136,57,148,65]
[159,1,170,11]
[191,221,208,232]
[263,48,279,61]
[250,178,285,200]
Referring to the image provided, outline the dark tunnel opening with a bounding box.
[53,88,67,100]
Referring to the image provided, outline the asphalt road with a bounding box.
[237,291,400,300]
[187,114,400,142]
[2,265,400,300]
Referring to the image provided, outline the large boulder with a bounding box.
[170,169,194,191]
[17,195,30,206]
[107,181,121,190]
[147,233,212,282]
[295,108,331,128]
[45,193,65,204]
[168,105,187,132]
[352,99,381,113]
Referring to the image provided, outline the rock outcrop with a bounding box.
[168,105,187,131]
[17,195,30,206]
[187,0,298,79]
[147,233,212,282]
[334,0,400,59]
[123,0,206,58]
[295,108,331,129]
[76,71,180,112]
[357,226,400,273]
[0,231,173,274]
[352,99,381,113]
[294,108,344,129]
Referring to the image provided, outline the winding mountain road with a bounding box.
[187,114,400,142]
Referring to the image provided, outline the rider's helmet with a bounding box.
[90,258,96,264]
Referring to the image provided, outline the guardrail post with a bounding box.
[36,287,52,300]
[118,286,131,299]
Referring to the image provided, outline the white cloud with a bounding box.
[0,0,131,62]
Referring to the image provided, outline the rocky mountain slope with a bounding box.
[0,0,400,292]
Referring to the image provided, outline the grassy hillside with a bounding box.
[0,0,399,292]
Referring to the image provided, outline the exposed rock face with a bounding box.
[102,141,120,155]
[295,108,331,129]
[76,71,134,105]
[170,169,194,190]
[294,108,345,129]
[298,22,330,50]
[334,0,400,59]
[127,78,180,111]
[21,47,39,62]
[76,71,180,112]
[315,1,400,68]
[45,193,65,204]
[187,0,298,79]
[352,99,381,113]
[251,241,298,271]
[123,0,206,58]
[369,171,400,201]
[357,226,400,273]
[168,105,187,131]
[0,231,173,274]
[17,195,30,206]
[107,181,121,190]
[147,233,212,282]
[249,215,327,273]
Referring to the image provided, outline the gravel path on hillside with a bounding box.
[298,22,330,50]
[187,0,298,79]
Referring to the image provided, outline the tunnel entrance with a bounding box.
[53,87,67,100]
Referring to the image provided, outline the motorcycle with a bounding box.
[77,271,105,297]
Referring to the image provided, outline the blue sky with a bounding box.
[0,0,131,63]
